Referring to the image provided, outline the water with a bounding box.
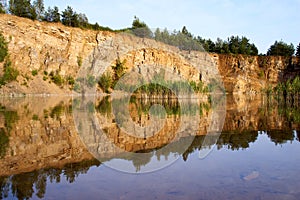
[0,95,299,200]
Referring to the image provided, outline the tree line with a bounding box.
[0,0,112,31]
[0,1,299,56]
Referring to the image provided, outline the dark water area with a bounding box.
[0,94,299,200]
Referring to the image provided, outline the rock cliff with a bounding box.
[0,14,298,95]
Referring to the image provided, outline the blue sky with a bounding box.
[44,0,299,54]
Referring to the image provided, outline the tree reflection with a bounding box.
[0,105,19,159]
[267,130,295,145]
[0,159,100,199]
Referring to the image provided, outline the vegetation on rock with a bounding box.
[0,32,8,62]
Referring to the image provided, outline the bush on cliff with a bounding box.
[0,32,8,62]
[0,57,19,85]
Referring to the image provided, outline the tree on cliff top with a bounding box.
[296,43,300,58]
[33,0,44,20]
[267,41,295,56]
[131,16,152,38]
[9,0,36,20]
[44,6,60,22]
[0,2,5,13]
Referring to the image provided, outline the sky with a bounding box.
[44,0,300,54]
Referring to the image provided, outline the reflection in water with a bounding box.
[0,159,100,199]
[0,95,299,199]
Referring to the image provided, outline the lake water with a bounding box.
[0,94,299,200]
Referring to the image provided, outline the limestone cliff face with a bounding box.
[214,54,296,93]
[0,14,297,94]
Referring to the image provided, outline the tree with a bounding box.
[227,36,258,55]
[77,13,89,28]
[9,0,36,20]
[296,43,300,58]
[44,6,60,22]
[0,2,5,13]
[33,0,44,20]
[131,16,152,38]
[267,41,295,56]
[61,6,78,27]
[181,26,192,38]
[51,6,60,22]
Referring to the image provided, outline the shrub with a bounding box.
[77,56,82,67]
[0,32,8,62]
[67,76,75,85]
[32,69,38,76]
[32,114,39,121]
[98,72,112,92]
[87,75,96,88]
[0,58,19,86]
[49,71,64,86]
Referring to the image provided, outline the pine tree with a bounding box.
[9,0,36,20]
[296,43,300,58]
[267,41,295,56]
[0,2,5,13]
[44,6,60,22]
[131,16,152,38]
[61,6,78,27]
[33,0,44,20]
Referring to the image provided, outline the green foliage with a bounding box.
[67,76,75,85]
[0,128,9,158]
[77,56,82,67]
[154,28,258,55]
[154,28,204,51]
[258,70,264,78]
[61,6,75,26]
[0,58,19,86]
[73,82,81,93]
[275,76,300,95]
[0,32,8,62]
[296,43,300,58]
[32,114,39,120]
[189,81,207,93]
[50,103,65,119]
[49,71,64,86]
[44,6,60,22]
[31,69,38,76]
[9,0,36,20]
[87,75,96,88]
[0,105,17,159]
[0,2,5,14]
[98,72,112,93]
[228,36,258,55]
[111,58,127,86]
[267,41,295,56]
[61,6,88,28]
[32,0,44,20]
[131,16,152,38]
[96,96,112,115]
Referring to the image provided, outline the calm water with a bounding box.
[0,95,299,200]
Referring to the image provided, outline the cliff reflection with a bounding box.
[0,94,299,199]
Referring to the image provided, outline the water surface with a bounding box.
[0,95,299,200]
